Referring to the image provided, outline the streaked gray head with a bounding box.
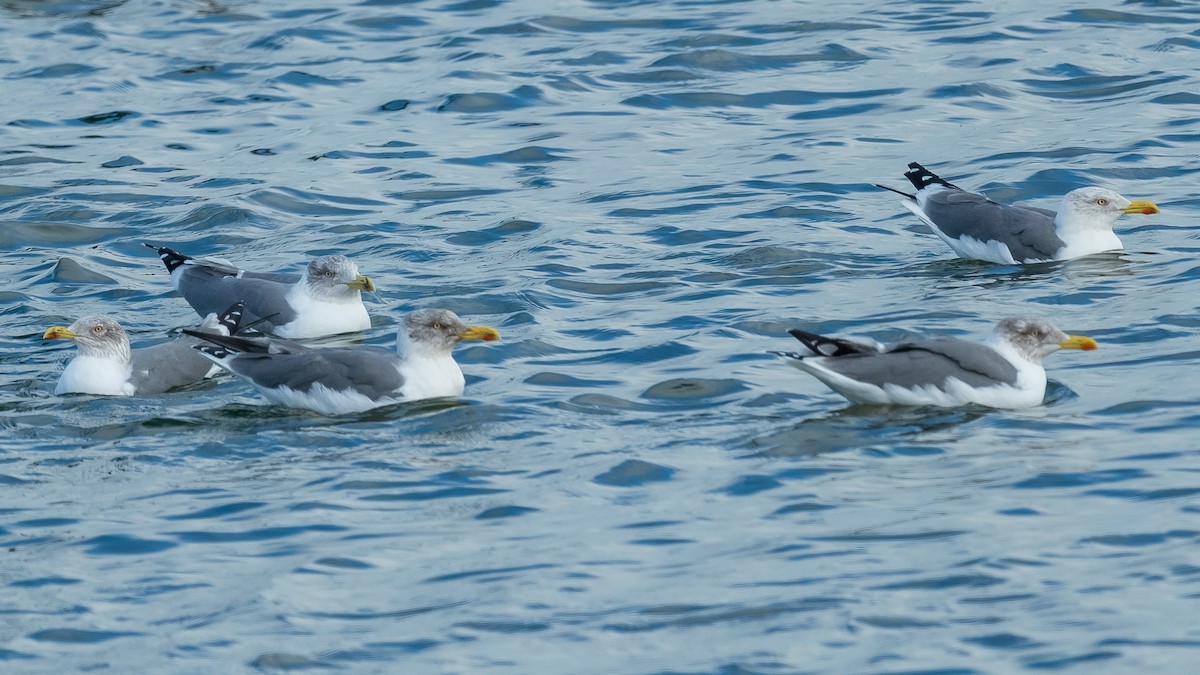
[992,317,1070,363]
[399,308,500,357]
[60,316,132,362]
[1057,187,1132,230]
[303,255,368,299]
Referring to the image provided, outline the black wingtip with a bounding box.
[216,301,246,334]
[144,243,190,274]
[193,343,234,360]
[903,162,960,192]
[787,329,872,358]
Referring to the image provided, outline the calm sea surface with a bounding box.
[2,0,1199,672]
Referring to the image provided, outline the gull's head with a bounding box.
[992,317,1097,364]
[42,316,132,362]
[1057,187,1159,232]
[399,308,500,357]
[304,255,376,299]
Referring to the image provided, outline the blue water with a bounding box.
[2,0,1199,672]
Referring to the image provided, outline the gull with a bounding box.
[185,308,500,415]
[772,317,1097,408]
[145,244,376,338]
[876,162,1159,263]
[43,302,245,396]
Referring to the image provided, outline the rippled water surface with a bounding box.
[3,0,1200,672]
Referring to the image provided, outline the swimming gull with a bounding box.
[145,244,376,339]
[185,308,500,415]
[772,317,1097,408]
[43,302,246,396]
[876,162,1159,264]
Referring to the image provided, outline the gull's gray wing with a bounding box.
[920,190,1065,261]
[129,338,217,394]
[223,346,404,401]
[820,336,1019,389]
[175,269,298,331]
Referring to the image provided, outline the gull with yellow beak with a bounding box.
[772,317,1097,408]
[876,163,1159,264]
[145,244,377,339]
[185,308,500,415]
[42,302,245,396]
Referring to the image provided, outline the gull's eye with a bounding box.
[432,322,443,330]
[1096,198,1108,206]
[92,325,104,334]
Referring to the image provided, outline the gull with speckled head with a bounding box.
[772,317,1097,408]
[876,163,1159,264]
[185,308,500,415]
[42,302,246,396]
[145,244,376,339]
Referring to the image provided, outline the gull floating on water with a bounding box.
[43,302,246,396]
[876,162,1159,264]
[145,244,376,339]
[772,317,1097,408]
[185,308,500,415]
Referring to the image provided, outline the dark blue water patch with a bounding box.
[524,372,622,388]
[622,87,905,110]
[1079,530,1199,548]
[455,620,549,634]
[962,632,1046,650]
[475,505,538,520]
[1052,9,1183,25]
[996,508,1041,517]
[641,378,748,402]
[358,487,509,502]
[77,534,177,555]
[28,628,143,643]
[593,460,676,487]
[0,648,36,661]
[445,146,569,166]
[6,63,101,79]
[9,576,81,588]
[248,653,330,671]
[437,85,543,113]
[618,520,684,530]
[162,501,268,520]
[869,574,1005,591]
[1097,638,1200,648]
[629,538,695,546]
[809,530,968,543]
[1022,650,1121,669]
[313,556,373,570]
[70,110,138,125]
[602,597,848,633]
[423,563,556,584]
[378,99,410,111]
[324,639,442,662]
[650,44,868,73]
[445,218,541,246]
[772,501,836,515]
[168,524,347,543]
[856,615,944,629]
[1083,487,1200,502]
[716,474,783,497]
[99,155,143,168]
[1011,468,1146,489]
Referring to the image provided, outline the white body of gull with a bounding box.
[43,302,246,396]
[186,308,500,415]
[877,163,1159,264]
[145,244,376,339]
[772,317,1097,408]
